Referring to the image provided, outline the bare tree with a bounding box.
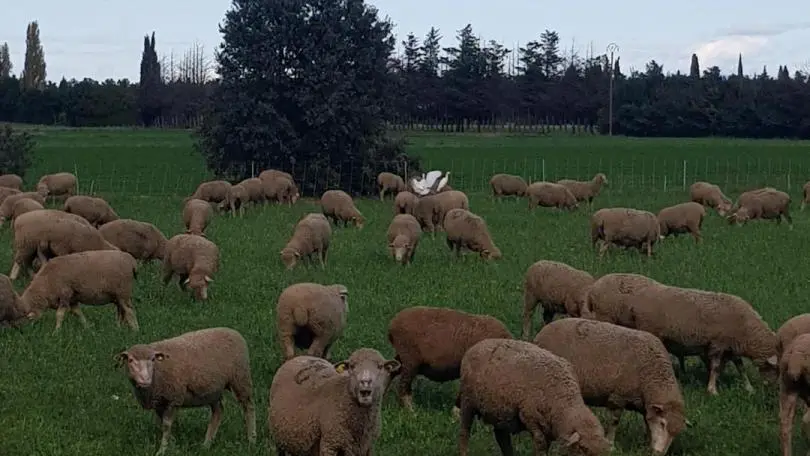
[159,51,178,83]
[178,41,212,85]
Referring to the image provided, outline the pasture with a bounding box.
[2,129,810,456]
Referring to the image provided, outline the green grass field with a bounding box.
[2,129,810,456]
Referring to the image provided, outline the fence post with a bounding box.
[542,159,546,182]
[682,160,687,190]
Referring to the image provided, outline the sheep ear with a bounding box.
[334,362,348,374]
[154,352,167,361]
[649,404,665,416]
[384,359,401,375]
[114,351,129,367]
[204,275,213,283]
[562,431,581,447]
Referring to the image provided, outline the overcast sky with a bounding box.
[1,0,808,82]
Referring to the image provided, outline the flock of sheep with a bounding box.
[2,166,810,456]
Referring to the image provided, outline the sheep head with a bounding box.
[116,346,167,388]
[334,348,400,407]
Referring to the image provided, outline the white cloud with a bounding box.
[693,35,768,65]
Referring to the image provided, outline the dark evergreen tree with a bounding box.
[689,53,700,78]
[195,0,418,195]
[138,32,163,126]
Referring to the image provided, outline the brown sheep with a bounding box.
[9,198,44,223]
[36,172,77,201]
[320,189,365,229]
[63,195,119,227]
[443,208,502,260]
[387,306,512,414]
[0,174,22,190]
[458,338,611,456]
[99,219,168,262]
[582,272,662,328]
[490,173,528,198]
[377,172,407,201]
[522,260,595,339]
[778,333,810,456]
[238,177,265,204]
[0,192,46,226]
[802,181,810,211]
[412,189,469,235]
[258,168,293,182]
[657,201,705,243]
[280,213,331,270]
[727,187,792,228]
[263,175,299,206]
[0,186,21,206]
[591,207,660,258]
[393,190,418,215]
[557,172,609,210]
[0,273,27,328]
[526,181,579,210]
[777,314,810,359]
[186,180,232,204]
[276,282,348,361]
[183,198,213,236]
[690,181,733,216]
[162,234,219,301]
[386,214,421,264]
[220,183,250,217]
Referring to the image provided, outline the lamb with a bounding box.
[115,327,256,456]
[582,272,662,328]
[458,338,610,456]
[778,333,810,456]
[590,207,661,258]
[220,183,250,217]
[377,171,407,200]
[36,172,77,200]
[0,173,22,190]
[387,306,512,414]
[443,208,502,260]
[280,213,331,270]
[557,172,609,210]
[521,260,595,340]
[526,181,579,210]
[621,282,779,395]
[0,186,21,205]
[276,282,348,361]
[10,210,117,281]
[393,190,418,215]
[0,191,45,226]
[657,201,706,243]
[238,177,265,205]
[386,214,421,264]
[267,348,400,456]
[803,181,810,211]
[182,198,213,236]
[0,273,27,328]
[23,250,139,332]
[689,181,733,216]
[263,175,299,206]
[777,314,810,359]
[727,187,792,228]
[489,173,528,198]
[412,189,469,235]
[533,318,687,454]
[320,189,365,228]
[99,219,168,262]
[161,234,219,301]
[63,195,119,227]
[186,179,232,204]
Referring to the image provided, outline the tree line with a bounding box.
[1,19,810,139]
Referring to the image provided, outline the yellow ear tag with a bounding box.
[335,364,345,374]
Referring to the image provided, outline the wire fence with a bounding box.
[40,156,810,199]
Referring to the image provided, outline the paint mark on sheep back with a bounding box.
[294,360,334,385]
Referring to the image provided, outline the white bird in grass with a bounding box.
[410,171,450,195]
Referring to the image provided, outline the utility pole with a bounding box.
[606,43,619,136]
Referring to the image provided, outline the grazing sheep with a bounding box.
[63,195,119,227]
[557,172,609,209]
[526,181,579,210]
[582,272,662,328]
[263,175,299,206]
[623,283,779,395]
[258,168,293,182]
[490,173,528,198]
[276,282,348,361]
[802,181,810,211]
[386,214,421,264]
[777,314,810,359]
[162,234,219,301]
[690,181,733,216]
[187,180,232,204]
[387,306,512,414]
[220,183,250,217]
[10,210,116,281]
[458,338,610,456]
[393,190,418,215]
[280,213,331,270]
[99,219,168,262]
[182,198,213,236]
[443,208,502,260]
[591,207,660,258]
[534,318,687,454]
[377,172,407,201]
[0,186,21,206]
[9,198,44,223]
[268,348,400,456]
[412,190,469,234]
[320,189,365,228]
[728,187,792,228]
[522,260,595,340]
[116,327,256,456]
[238,177,265,205]
[778,333,810,456]
[23,250,139,332]
[0,273,27,328]
[36,172,77,200]
[657,201,706,243]
[0,173,22,190]
[0,192,45,226]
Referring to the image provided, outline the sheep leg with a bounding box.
[445,237,454,251]
[8,262,20,281]
[604,406,624,445]
[161,267,173,286]
[731,357,754,393]
[202,400,223,448]
[155,406,177,456]
[780,388,797,456]
[493,428,514,456]
[458,401,475,456]
[597,240,610,258]
[119,299,139,331]
[306,338,329,359]
[802,407,810,456]
[280,334,296,361]
[178,275,188,291]
[396,365,416,411]
[53,305,70,333]
[706,352,724,395]
[521,294,537,341]
[69,304,90,328]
